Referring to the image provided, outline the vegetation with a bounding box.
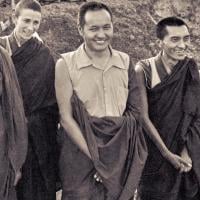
[0,0,200,65]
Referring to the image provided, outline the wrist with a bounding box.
[160,149,171,159]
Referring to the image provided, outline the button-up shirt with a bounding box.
[61,44,130,117]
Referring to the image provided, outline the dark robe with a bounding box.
[58,62,148,200]
[0,46,27,200]
[0,34,58,200]
[138,55,200,200]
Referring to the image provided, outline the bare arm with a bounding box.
[135,63,190,170]
[55,58,91,159]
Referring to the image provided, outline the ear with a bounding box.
[78,24,84,37]
[156,39,163,49]
[12,10,17,25]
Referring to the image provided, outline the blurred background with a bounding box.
[0,0,200,65]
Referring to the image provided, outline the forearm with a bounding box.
[142,115,170,157]
[60,116,91,159]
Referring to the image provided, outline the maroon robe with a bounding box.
[0,46,27,200]
[138,55,200,200]
[58,62,148,200]
[0,34,58,200]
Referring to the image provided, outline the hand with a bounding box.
[165,151,191,172]
[180,146,192,173]
[14,170,22,186]
[94,172,103,183]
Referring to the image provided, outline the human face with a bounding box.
[13,8,41,44]
[160,25,190,62]
[79,9,113,53]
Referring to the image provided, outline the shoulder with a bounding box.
[0,36,7,49]
[135,58,150,73]
[56,58,66,71]
[55,57,70,77]
[59,49,80,72]
[112,48,130,68]
[0,45,7,55]
[135,58,152,88]
[0,45,11,61]
[61,49,78,62]
[113,49,129,60]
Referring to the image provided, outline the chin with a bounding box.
[176,56,186,61]
[95,46,108,52]
[23,36,32,41]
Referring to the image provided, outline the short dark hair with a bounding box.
[15,0,42,17]
[78,1,113,28]
[156,16,189,40]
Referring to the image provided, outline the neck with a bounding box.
[84,44,110,60]
[14,30,27,47]
[161,51,178,72]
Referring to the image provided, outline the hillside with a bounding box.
[0,0,200,65]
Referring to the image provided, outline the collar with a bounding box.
[76,44,128,70]
[154,52,163,68]
[155,51,172,74]
[13,29,21,47]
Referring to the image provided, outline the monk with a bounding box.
[0,0,58,200]
[55,1,147,200]
[136,16,200,200]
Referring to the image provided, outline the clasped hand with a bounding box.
[166,149,192,173]
[94,172,103,183]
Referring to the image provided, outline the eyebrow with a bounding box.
[170,34,190,38]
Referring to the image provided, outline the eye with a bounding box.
[33,21,40,26]
[183,35,190,42]
[171,37,180,42]
[89,26,99,32]
[103,25,111,30]
[23,19,31,23]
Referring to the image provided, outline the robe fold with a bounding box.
[0,46,27,200]
[139,57,200,199]
[0,35,59,200]
[59,63,148,199]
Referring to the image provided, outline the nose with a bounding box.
[96,28,106,38]
[27,23,35,31]
[178,40,186,49]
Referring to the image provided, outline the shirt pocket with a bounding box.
[117,86,128,115]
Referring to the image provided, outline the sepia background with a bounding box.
[0,0,200,199]
[1,0,200,65]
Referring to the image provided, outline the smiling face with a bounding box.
[13,8,41,44]
[159,25,190,62]
[79,9,113,53]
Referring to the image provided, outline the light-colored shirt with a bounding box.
[61,44,130,117]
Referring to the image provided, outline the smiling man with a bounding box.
[0,1,58,200]
[55,1,147,200]
[136,16,200,200]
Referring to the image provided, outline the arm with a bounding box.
[55,58,91,159]
[124,60,141,117]
[180,145,192,172]
[135,63,190,170]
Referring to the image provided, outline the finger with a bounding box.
[184,165,192,173]
[179,158,191,166]
[182,162,192,169]
[13,173,21,186]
